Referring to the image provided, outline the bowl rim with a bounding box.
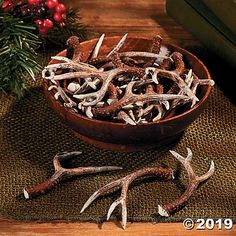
[44,35,213,126]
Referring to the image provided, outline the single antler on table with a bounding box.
[80,148,214,229]
[158,148,215,217]
[23,152,122,199]
[80,166,174,229]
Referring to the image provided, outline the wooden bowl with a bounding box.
[43,36,213,152]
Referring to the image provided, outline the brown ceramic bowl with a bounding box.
[43,36,213,151]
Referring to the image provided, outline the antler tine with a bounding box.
[107,198,122,220]
[106,182,129,229]
[197,161,215,182]
[117,110,136,125]
[158,148,215,217]
[53,151,82,171]
[50,86,77,108]
[191,72,215,107]
[186,147,193,161]
[107,34,128,57]
[23,152,122,199]
[170,147,192,163]
[51,56,72,63]
[80,179,122,213]
[170,148,195,180]
[121,199,128,229]
[89,33,105,59]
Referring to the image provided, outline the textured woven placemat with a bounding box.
[0,82,235,223]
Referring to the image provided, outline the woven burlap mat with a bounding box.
[0,81,235,223]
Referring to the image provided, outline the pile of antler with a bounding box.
[42,34,214,125]
[24,148,214,229]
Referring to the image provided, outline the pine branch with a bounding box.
[43,7,89,48]
[0,14,42,97]
[0,1,89,97]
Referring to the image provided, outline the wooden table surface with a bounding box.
[0,0,235,235]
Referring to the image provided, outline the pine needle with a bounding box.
[43,7,89,48]
[0,14,41,97]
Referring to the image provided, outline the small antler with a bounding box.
[144,35,163,67]
[67,36,83,62]
[81,167,174,229]
[48,85,77,108]
[23,152,122,199]
[158,148,215,217]
[92,81,190,117]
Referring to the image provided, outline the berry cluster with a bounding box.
[1,0,67,35]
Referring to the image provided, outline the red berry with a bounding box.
[46,0,58,9]
[53,12,62,22]
[55,3,66,13]
[43,19,53,29]
[3,3,13,12]
[2,0,11,9]
[39,27,47,35]
[28,0,41,5]
[35,19,43,25]
[59,22,65,27]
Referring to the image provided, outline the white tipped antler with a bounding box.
[158,148,215,217]
[81,167,173,229]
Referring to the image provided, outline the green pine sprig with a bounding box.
[0,14,42,97]
[43,6,89,48]
[0,0,89,98]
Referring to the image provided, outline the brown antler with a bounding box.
[92,81,190,118]
[48,85,77,108]
[144,35,163,67]
[80,166,174,229]
[158,148,215,217]
[67,36,83,62]
[23,152,122,199]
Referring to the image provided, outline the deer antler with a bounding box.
[23,152,122,199]
[144,35,163,67]
[158,148,215,217]
[67,36,83,62]
[80,167,174,229]
[92,81,190,118]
